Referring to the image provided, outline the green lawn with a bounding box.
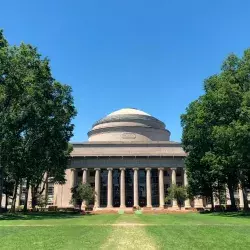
[0,212,250,249]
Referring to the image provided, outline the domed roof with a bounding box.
[107,108,151,117]
[88,107,171,142]
[92,108,165,129]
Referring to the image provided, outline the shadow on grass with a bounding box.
[0,212,96,221]
[201,211,250,219]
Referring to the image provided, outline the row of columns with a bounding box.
[75,167,190,209]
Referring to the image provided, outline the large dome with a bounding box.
[88,108,171,142]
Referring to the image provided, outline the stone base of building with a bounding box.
[92,206,193,213]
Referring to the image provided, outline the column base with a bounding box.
[81,204,87,210]
[94,204,100,209]
[119,205,126,209]
[172,206,179,209]
[107,205,113,209]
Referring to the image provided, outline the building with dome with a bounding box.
[53,108,193,210]
[11,108,247,210]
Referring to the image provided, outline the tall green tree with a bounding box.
[0,30,77,212]
[182,49,250,211]
[181,98,217,210]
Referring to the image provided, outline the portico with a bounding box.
[69,159,190,209]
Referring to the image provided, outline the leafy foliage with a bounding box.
[181,49,250,211]
[165,185,187,209]
[0,30,77,212]
[71,183,95,208]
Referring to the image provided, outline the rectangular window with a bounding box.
[164,171,169,176]
[176,169,182,177]
[48,187,54,196]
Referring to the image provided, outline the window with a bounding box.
[164,171,169,176]
[90,170,95,177]
[176,169,182,177]
[48,186,54,196]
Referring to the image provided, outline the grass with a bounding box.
[0,212,250,249]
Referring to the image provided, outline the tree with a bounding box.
[71,183,95,209]
[181,99,217,210]
[0,29,9,212]
[165,185,187,209]
[0,30,77,212]
[182,49,250,211]
[2,175,14,210]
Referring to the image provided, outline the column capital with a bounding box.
[158,168,165,171]
[119,168,126,171]
[94,168,101,171]
[82,168,88,171]
[145,167,151,171]
[71,168,77,172]
[133,168,139,171]
[170,167,177,171]
[107,168,113,171]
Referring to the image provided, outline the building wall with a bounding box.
[89,126,170,142]
[54,169,73,208]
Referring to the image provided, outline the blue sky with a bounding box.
[1,0,250,142]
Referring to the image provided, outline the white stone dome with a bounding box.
[107,108,151,117]
[88,108,170,142]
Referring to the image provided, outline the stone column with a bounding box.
[120,168,126,208]
[171,168,178,208]
[94,168,100,209]
[239,185,244,209]
[81,168,88,209]
[71,169,77,188]
[183,168,191,209]
[15,183,21,208]
[158,168,165,208]
[82,168,88,184]
[146,168,152,208]
[133,168,139,207]
[107,168,113,208]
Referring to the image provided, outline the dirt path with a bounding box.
[100,215,158,250]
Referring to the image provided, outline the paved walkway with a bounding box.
[100,215,158,250]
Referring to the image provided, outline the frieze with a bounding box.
[69,157,185,169]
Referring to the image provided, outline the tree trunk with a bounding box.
[23,179,30,212]
[31,186,37,210]
[242,186,249,211]
[0,166,3,213]
[228,184,237,211]
[10,179,19,213]
[5,194,8,210]
[210,190,214,211]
